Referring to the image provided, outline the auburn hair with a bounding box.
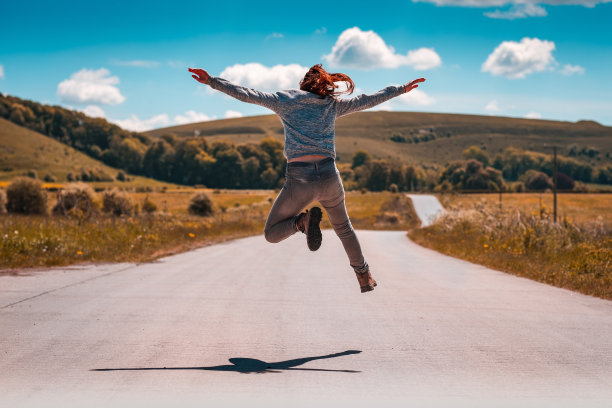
[299,64,355,98]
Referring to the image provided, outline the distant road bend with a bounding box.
[1,197,611,407]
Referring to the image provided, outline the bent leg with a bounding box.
[318,175,368,273]
[264,180,315,243]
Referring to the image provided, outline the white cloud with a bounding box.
[0,64,4,79]
[219,63,308,91]
[315,27,327,35]
[525,111,542,119]
[112,113,171,132]
[482,37,556,79]
[323,27,442,70]
[485,100,501,113]
[412,1,611,19]
[174,110,213,125]
[485,3,547,19]
[81,105,106,118]
[561,64,585,76]
[224,110,244,119]
[57,68,125,105]
[379,89,436,110]
[266,32,283,40]
[113,60,160,68]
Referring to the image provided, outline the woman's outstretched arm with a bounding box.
[335,78,426,118]
[189,68,280,112]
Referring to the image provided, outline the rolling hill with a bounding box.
[146,112,612,168]
[0,118,170,187]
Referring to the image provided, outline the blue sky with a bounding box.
[1,0,611,130]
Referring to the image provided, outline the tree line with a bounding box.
[1,93,611,191]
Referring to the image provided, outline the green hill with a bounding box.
[146,112,612,168]
[0,118,169,188]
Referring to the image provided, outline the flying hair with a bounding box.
[299,64,355,98]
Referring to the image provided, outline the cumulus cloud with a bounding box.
[323,27,441,70]
[57,68,125,105]
[413,1,611,19]
[81,105,106,118]
[219,63,308,91]
[113,60,160,68]
[485,100,501,113]
[561,64,585,76]
[174,110,213,125]
[482,37,556,79]
[525,111,542,119]
[112,113,171,132]
[224,110,244,119]
[379,89,435,110]
[0,64,4,79]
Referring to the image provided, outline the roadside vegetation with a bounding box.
[409,193,612,300]
[0,177,417,271]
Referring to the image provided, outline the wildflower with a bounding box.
[188,233,195,238]
[483,244,489,248]
[14,230,19,235]
[76,251,83,255]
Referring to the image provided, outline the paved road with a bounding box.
[2,230,612,408]
[407,194,446,227]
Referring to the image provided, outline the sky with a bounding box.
[1,0,611,131]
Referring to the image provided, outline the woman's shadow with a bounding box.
[92,350,362,374]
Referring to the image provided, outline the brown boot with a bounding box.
[355,269,377,293]
[295,207,322,251]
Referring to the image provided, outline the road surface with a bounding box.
[407,194,446,227]
[1,230,612,407]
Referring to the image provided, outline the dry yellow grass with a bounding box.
[439,193,612,229]
[410,193,611,300]
[0,189,418,271]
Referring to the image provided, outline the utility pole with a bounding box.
[553,146,558,223]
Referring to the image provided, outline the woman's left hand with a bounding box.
[189,68,210,84]
[404,78,426,93]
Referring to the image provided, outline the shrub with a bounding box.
[524,170,553,191]
[44,173,57,182]
[6,177,48,214]
[142,196,157,213]
[52,183,98,217]
[102,189,136,216]
[389,183,399,193]
[0,189,6,213]
[189,192,214,216]
[27,169,38,179]
[117,170,127,182]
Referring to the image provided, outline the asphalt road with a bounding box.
[2,228,612,407]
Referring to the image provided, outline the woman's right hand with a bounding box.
[404,78,426,93]
[189,68,210,84]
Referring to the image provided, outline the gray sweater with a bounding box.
[207,76,405,160]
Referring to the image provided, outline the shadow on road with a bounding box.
[91,350,362,374]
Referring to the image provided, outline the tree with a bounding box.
[462,146,490,166]
[367,159,391,191]
[352,150,372,169]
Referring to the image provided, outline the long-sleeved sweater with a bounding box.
[207,76,405,161]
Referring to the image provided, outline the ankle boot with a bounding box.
[295,207,322,251]
[355,269,377,293]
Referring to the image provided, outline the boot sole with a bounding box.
[307,207,322,251]
[360,280,378,293]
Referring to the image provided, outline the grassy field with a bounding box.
[0,118,172,188]
[440,193,612,229]
[0,188,417,272]
[410,193,612,300]
[146,112,612,169]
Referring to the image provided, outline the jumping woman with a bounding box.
[189,65,425,293]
